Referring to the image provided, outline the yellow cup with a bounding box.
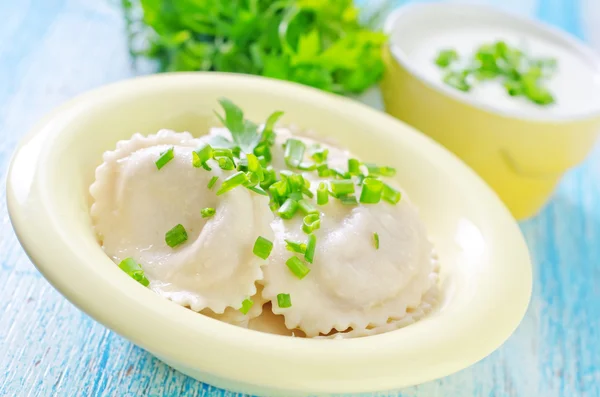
[381,3,600,220]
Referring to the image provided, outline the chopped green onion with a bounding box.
[247,185,268,196]
[330,180,355,197]
[277,293,292,308]
[316,164,331,177]
[213,148,234,160]
[253,236,273,260]
[216,171,247,195]
[360,178,384,204]
[155,147,174,170]
[284,139,306,168]
[207,176,219,189]
[165,224,188,248]
[348,158,360,175]
[285,256,311,279]
[305,233,316,264]
[285,240,306,254]
[217,157,235,170]
[298,161,317,171]
[245,171,260,186]
[443,71,471,92]
[311,148,328,163]
[240,298,254,315]
[298,199,319,215]
[435,49,459,68]
[317,182,329,205]
[382,183,402,204]
[339,195,358,205]
[201,207,216,218]
[246,153,264,181]
[260,166,277,190]
[365,163,397,177]
[373,232,380,249]
[278,198,299,219]
[331,168,351,179]
[302,213,321,234]
[193,143,213,168]
[118,257,149,286]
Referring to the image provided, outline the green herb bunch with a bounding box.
[121,0,387,94]
[435,41,557,105]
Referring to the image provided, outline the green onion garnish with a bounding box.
[285,256,311,279]
[192,143,213,168]
[365,163,397,177]
[348,158,360,175]
[155,147,174,170]
[240,298,254,315]
[216,171,247,195]
[213,148,234,160]
[247,185,268,196]
[382,183,402,205]
[317,182,329,205]
[435,49,459,68]
[201,207,216,218]
[311,148,328,164]
[207,176,219,189]
[217,157,235,170]
[298,199,319,215]
[359,178,384,204]
[285,240,306,254]
[302,213,321,234]
[278,198,299,219]
[246,153,264,181]
[277,293,292,308]
[305,233,316,264]
[316,164,331,177]
[165,224,188,248]
[118,257,149,286]
[253,236,273,260]
[284,139,306,168]
[339,195,358,205]
[373,232,380,249]
[330,180,354,197]
[443,70,471,92]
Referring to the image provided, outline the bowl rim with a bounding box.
[384,2,600,123]
[6,72,532,395]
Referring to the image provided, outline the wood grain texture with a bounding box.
[0,0,598,396]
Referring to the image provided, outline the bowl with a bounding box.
[381,3,600,220]
[7,73,532,396]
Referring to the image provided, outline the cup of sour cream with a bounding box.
[381,3,600,220]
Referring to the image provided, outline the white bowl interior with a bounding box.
[7,73,532,396]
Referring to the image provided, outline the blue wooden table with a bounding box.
[1,1,599,396]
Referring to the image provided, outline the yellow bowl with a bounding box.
[381,3,600,220]
[7,73,531,396]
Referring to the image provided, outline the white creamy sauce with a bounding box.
[400,27,600,117]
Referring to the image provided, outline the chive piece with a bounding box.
[192,143,213,168]
[348,158,361,175]
[285,240,307,254]
[247,185,268,196]
[339,195,358,205]
[298,199,319,215]
[216,171,247,195]
[317,182,329,205]
[118,257,149,286]
[155,147,174,170]
[285,256,311,279]
[253,236,273,260]
[284,139,306,168]
[382,183,402,204]
[435,49,459,68]
[213,148,234,160]
[311,148,328,164]
[298,161,317,171]
[201,207,216,218]
[165,224,188,248]
[246,153,264,181]
[245,171,260,186]
[373,233,380,249]
[218,157,235,170]
[305,233,316,264]
[331,168,351,179]
[360,178,384,204]
[330,180,355,197]
[316,164,331,177]
[443,70,471,92]
[240,298,254,315]
[302,213,321,234]
[277,293,292,308]
[364,163,396,177]
[278,198,299,219]
[207,176,219,189]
